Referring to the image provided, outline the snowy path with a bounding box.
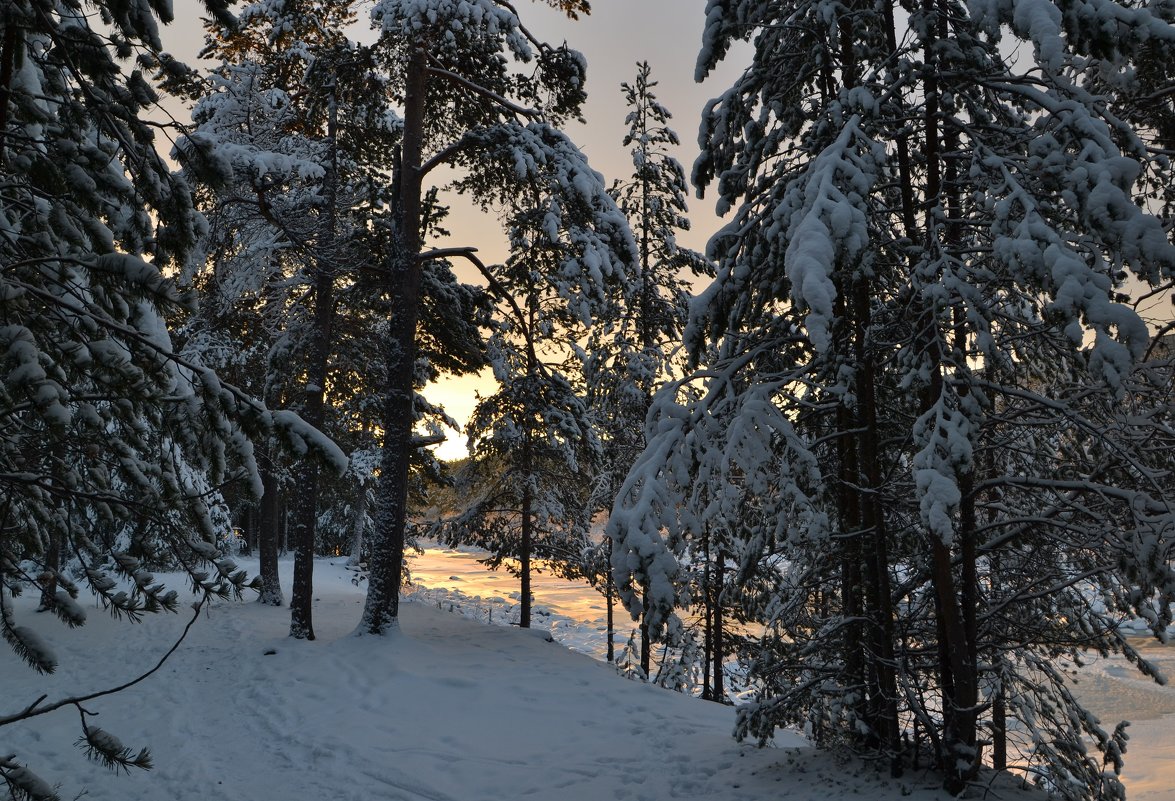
[2,556,1047,801]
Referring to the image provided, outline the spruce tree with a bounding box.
[590,61,710,676]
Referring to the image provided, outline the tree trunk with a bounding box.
[360,45,428,636]
[701,530,712,700]
[278,499,288,555]
[519,421,534,628]
[287,465,319,639]
[347,486,367,567]
[606,535,615,662]
[836,378,867,731]
[258,459,284,605]
[239,502,255,556]
[0,22,18,159]
[992,665,1007,771]
[289,78,340,642]
[640,589,651,679]
[854,277,901,773]
[712,550,724,703]
[37,525,61,612]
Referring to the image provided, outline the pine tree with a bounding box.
[436,198,609,628]
[590,62,710,676]
[358,0,633,637]
[610,0,1175,797]
[177,0,489,638]
[0,0,338,793]
[177,0,397,638]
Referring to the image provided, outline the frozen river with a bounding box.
[406,542,1175,800]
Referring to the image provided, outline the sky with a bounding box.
[161,0,749,460]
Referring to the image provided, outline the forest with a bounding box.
[2,0,1174,799]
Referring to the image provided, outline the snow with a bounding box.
[778,115,876,354]
[3,554,1051,801]
[1068,638,1175,801]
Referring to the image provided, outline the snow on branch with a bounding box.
[458,122,636,325]
[608,348,824,630]
[270,409,349,476]
[374,0,534,63]
[779,116,878,354]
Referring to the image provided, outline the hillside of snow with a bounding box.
[5,557,1048,801]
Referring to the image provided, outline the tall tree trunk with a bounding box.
[518,408,533,629]
[712,550,724,703]
[992,661,1007,771]
[289,79,340,641]
[640,590,651,679]
[0,21,18,160]
[606,534,616,662]
[360,45,428,636]
[836,362,867,731]
[258,458,284,605]
[854,278,902,772]
[701,529,712,700]
[920,0,978,786]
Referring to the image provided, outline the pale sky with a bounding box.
[162,0,748,459]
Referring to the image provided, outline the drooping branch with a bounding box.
[420,246,539,372]
[0,591,213,728]
[424,58,539,120]
[418,134,476,179]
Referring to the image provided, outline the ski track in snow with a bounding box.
[4,556,1049,801]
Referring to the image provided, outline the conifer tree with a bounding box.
[0,0,339,793]
[610,0,1175,797]
[179,0,488,637]
[436,209,605,628]
[358,0,634,636]
[589,62,710,675]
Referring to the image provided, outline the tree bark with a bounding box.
[854,278,901,772]
[289,77,340,642]
[347,486,367,567]
[360,45,428,636]
[640,590,651,679]
[606,535,615,662]
[257,459,284,605]
[0,21,18,160]
[712,550,724,703]
[518,397,533,630]
[701,530,712,700]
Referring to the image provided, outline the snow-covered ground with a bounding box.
[1065,639,1175,801]
[404,542,1175,801]
[3,553,1049,801]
